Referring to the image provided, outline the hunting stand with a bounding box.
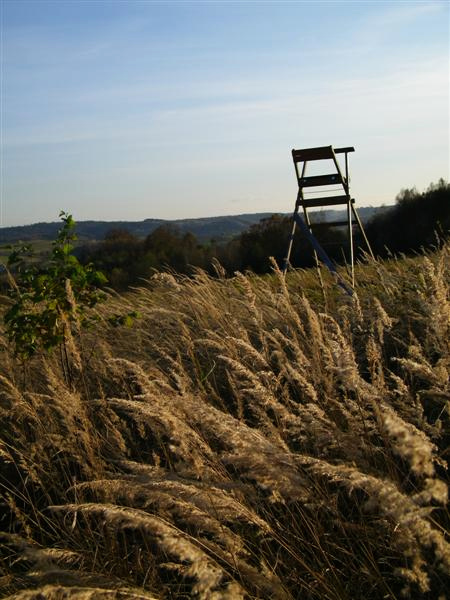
[283,145,373,293]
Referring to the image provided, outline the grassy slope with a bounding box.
[0,248,448,599]
[0,240,54,269]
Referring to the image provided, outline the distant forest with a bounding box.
[77,179,449,289]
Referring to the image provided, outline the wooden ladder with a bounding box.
[283,145,373,292]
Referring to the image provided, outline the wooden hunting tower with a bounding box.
[284,145,373,291]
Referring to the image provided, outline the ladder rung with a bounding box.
[300,195,350,208]
[298,174,344,187]
[306,187,343,194]
[292,146,334,162]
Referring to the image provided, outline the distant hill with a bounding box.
[0,206,391,245]
[0,214,274,244]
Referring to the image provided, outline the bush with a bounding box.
[4,212,107,361]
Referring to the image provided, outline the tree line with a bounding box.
[76,215,346,288]
[365,179,449,254]
[76,179,448,289]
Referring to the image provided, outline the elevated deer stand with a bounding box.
[283,145,373,294]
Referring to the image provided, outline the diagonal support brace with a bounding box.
[290,212,353,296]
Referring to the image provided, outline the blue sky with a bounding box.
[1,0,449,226]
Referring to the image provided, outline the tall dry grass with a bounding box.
[0,245,448,599]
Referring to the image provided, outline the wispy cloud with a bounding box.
[350,1,447,45]
[5,52,446,149]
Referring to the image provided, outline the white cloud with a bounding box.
[349,1,447,47]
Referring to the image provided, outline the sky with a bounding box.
[1,0,449,227]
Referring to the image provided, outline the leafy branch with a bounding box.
[3,212,107,361]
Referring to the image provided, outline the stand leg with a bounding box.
[347,201,355,287]
[283,195,301,274]
[351,203,374,259]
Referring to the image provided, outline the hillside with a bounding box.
[0,245,448,599]
[0,206,390,244]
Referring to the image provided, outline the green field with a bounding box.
[0,239,53,266]
[0,247,448,599]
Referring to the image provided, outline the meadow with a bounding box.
[0,247,448,599]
